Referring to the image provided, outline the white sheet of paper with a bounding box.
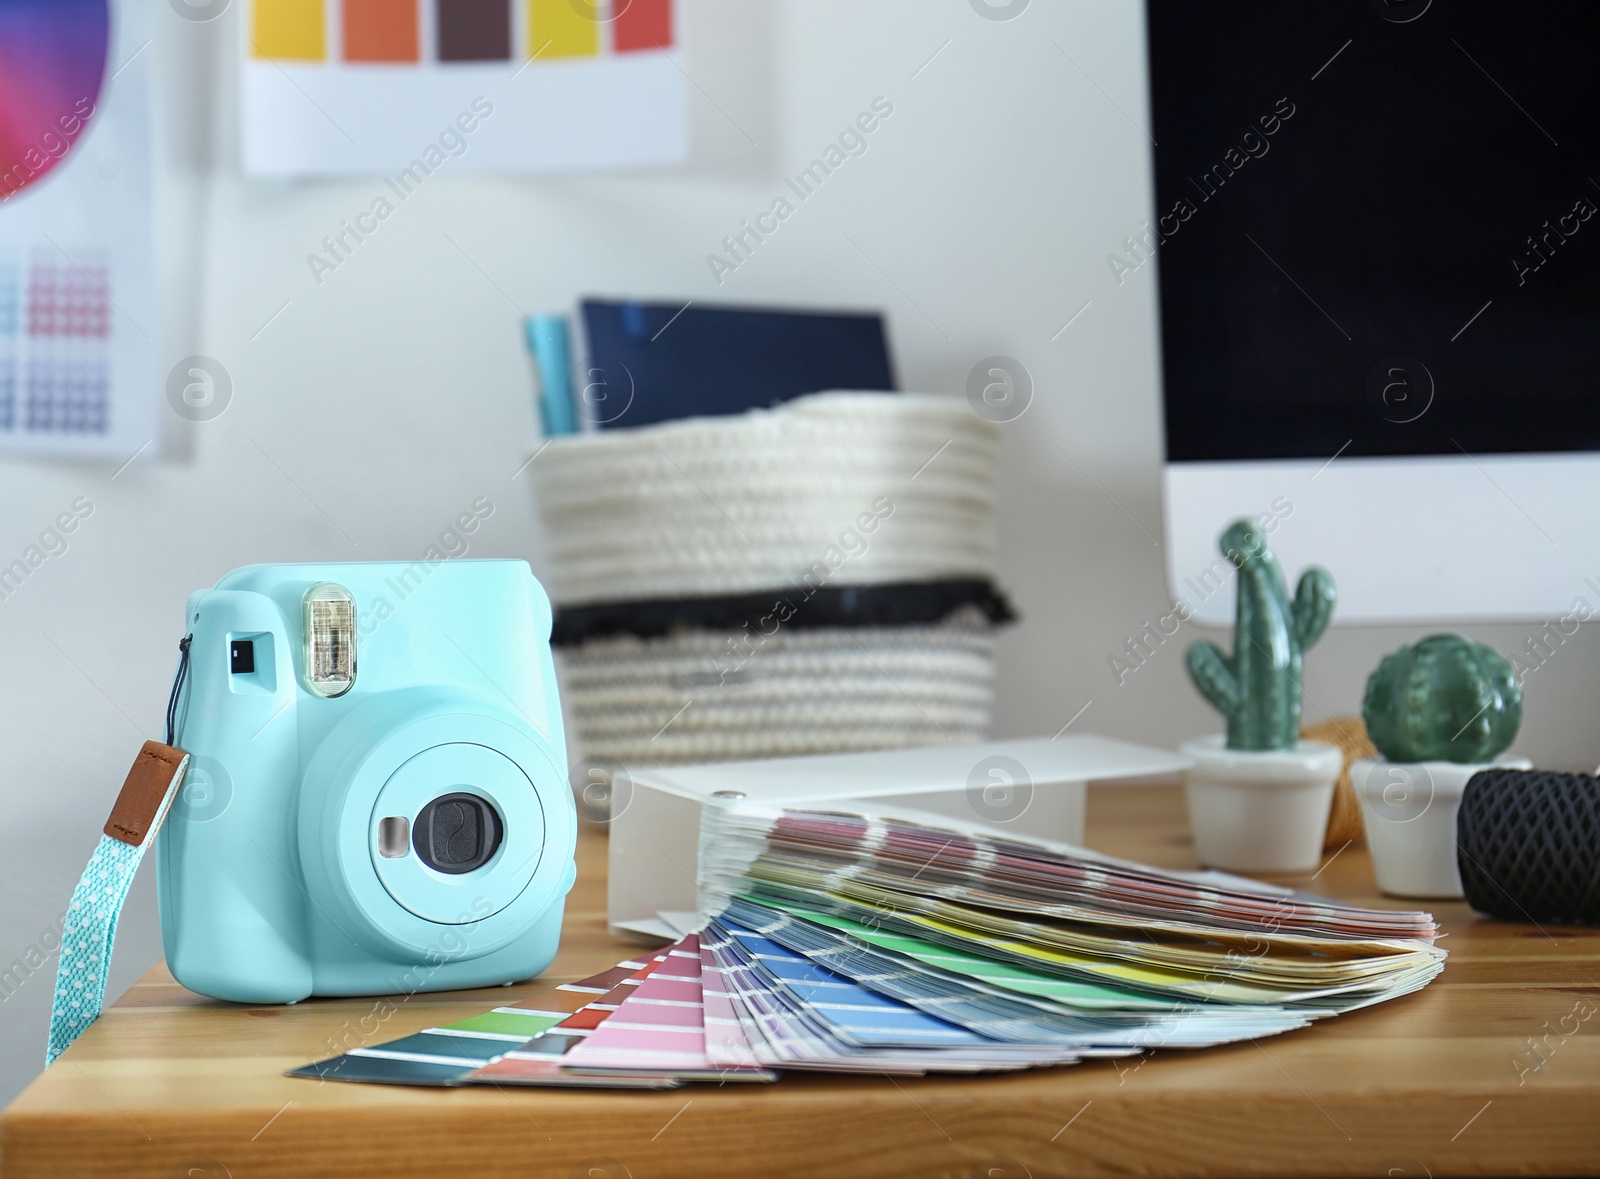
[241,3,688,176]
[0,0,157,461]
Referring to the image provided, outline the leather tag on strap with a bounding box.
[103,741,188,847]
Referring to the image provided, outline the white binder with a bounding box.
[606,734,1191,939]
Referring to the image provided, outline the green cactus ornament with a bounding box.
[1362,634,1522,764]
[1185,518,1336,752]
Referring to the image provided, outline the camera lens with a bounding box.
[413,792,502,874]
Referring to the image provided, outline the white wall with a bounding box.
[2,0,1594,1106]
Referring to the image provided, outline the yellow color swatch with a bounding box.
[528,0,600,59]
[253,0,326,60]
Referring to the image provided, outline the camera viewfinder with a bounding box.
[230,639,255,675]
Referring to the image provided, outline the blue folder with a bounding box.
[577,299,895,430]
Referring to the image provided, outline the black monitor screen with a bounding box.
[1146,0,1600,462]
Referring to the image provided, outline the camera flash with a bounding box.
[303,582,356,697]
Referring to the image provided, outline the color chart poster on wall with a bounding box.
[242,0,688,175]
[0,0,158,460]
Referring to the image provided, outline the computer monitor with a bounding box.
[1146,0,1600,623]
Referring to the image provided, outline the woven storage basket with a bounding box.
[555,607,998,767]
[533,391,1008,768]
[531,391,999,605]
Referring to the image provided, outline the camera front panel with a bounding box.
[300,698,575,968]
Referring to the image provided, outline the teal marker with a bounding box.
[525,315,577,437]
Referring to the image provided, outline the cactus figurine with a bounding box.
[1362,634,1522,763]
[1185,518,1336,751]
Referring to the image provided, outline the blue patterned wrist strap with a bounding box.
[47,742,189,1066]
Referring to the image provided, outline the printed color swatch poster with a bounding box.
[242,0,688,175]
[0,0,157,459]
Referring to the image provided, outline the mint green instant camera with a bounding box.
[157,561,576,1004]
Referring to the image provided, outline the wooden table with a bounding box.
[4,785,1597,1179]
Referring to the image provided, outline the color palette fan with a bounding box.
[292,804,1445,1089]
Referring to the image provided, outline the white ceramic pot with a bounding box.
[1180,736,1343,873]
[1351,756,1532,899]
